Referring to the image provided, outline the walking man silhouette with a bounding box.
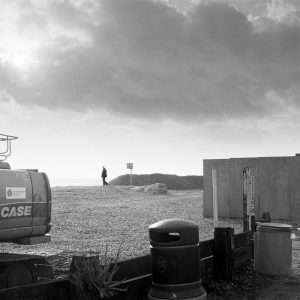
[101,166,108,186]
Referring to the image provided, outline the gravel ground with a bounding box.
[0,185,299,299]
[0,186,242,278]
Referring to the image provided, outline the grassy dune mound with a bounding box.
[109,173,203,189]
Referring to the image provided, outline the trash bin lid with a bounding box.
[256,222,292,232]
[149,218,199,247]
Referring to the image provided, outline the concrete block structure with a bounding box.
[203,155,300,221]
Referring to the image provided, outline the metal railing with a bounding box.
[0,133,18,161]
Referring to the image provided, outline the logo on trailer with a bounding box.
[0,204,32,219]
[6,187,26,199]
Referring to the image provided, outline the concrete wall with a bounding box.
[203,156,300,221]
[258,157,290,220]
[290,156,300,221]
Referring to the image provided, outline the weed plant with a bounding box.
[70,243,126,300]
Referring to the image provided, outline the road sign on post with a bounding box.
[127,163,133,187]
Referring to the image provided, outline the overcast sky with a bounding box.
[0,0,299,186]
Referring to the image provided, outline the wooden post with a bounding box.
[212,170,218,228]
[213,227,234,281]
[69,255,100,282]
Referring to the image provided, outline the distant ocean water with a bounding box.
[50,178,100,187]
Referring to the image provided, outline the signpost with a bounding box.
[127,163,133,187]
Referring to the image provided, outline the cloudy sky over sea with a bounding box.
[0,0,299,186]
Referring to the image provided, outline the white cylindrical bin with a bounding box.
[255,222,293,275]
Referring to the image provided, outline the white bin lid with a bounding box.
[257,222,292,232]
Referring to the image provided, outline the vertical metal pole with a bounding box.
[247,176,252,230]
[130,169,132,187]
[249,175,255,231]
[250,175,256,300]
[243,167,250,232]
[212,170,218,228]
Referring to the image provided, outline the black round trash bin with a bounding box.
[148,219,207,300]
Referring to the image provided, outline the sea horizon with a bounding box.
[50,178,100,187]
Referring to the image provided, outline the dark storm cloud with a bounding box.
[1,0,299,123]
